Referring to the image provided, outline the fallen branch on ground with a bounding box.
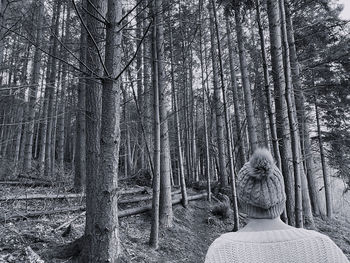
[1,192,207,223]
[118,189,181,204]
[0,181,56,187]
[0,187,147,202]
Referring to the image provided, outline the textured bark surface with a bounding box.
[266,0,295,226]
[234,6,258,153]
[279,0,304,228]
[82,0,104,261]
[90,0,122,260]
[44,0,61,178]
[315,88,333,219]
[169,19,188,207]
[22,0,43,171]
[212,0,239,231]
[149,0,160,249]
[74,0,87,192]
[225,15,246,170]
[255,0,282,171]
[285,1,320,216]
[208,3,227,188]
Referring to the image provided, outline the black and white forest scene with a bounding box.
[0,0,349,262]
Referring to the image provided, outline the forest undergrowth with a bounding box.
[0,182,349,263]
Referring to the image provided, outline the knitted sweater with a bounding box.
[205,228,349,263]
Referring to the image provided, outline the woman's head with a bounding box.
[237,148,286,219]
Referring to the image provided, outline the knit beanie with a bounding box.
[237,148,286,219]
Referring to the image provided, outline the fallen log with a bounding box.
[118,189,182,204]
[0,207,85,223]
[0,193,85,202]
[0,181,55,187]
[1,192,207,223]
[0,187,147,202]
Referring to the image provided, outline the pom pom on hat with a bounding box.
[249,148,275,180]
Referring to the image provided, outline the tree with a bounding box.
[233,3,258,153]
[208,2,227,188]
[74,0,87,192]
[149,0,161,249]
[266,0,295,225]
[22,0,43,172]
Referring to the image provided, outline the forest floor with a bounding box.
[0,183,349,262]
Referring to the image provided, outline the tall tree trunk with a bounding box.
[212,0,239,231]
[44,0,61,177]
[255,0,282,171]
[199,0,211,201]
[81,0,104,263]
[156,0,173,228]
[284,1,320,216]
[74,0,87,192]
[57,4,71,181]
[279,0,304,228]
[225,15,246,169]
[89,0,122,260]
[234,5,258,153]
[169,16,188,207]
[208,3,227,188]
[23,0,43,171]
[136,2,144,171]
[266,0,295,226]
[314,78,332,219]
[149,0,160,248]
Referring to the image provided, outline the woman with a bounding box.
[205,148,349,263]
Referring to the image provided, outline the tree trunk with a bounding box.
[234,5,258,153]
[23,0,43,171]
[225,15,246,170]
[169,16,188,207]
[44,0,61,177]
[208,3,227,188]
[314,78,332,219]
[284,0,320,216]
[279,0,304,228]
[57,4,71,181]
[255,0,282,171]
[155,0,173,228]
[74,0,87,193]
[212,0,239,231]
[266,0,295,226]
[199,0,211,201]
[149,0,160,249]
[82,0,105,261]
[89,0,122,260]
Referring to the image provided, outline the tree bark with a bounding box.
[225,15,246,170]
[234,5,258,153]
[82,0,105,261]
[57,3,71,181]
[266,0,295,226]
[90,0,122,259]
[199,0,211,201]
[314,77,332,219]
[169,16,188,207]
[44,0,61,177]
[212,1,239,231]
[208,3,227,188]
[284,0,320,216]
[279,0,304,228]
[255,0,282,171]
[155,0,173,228]
[74,0,87,192]
[149,0,160,249]
[23,0,43,171]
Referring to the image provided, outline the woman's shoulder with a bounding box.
[211,227,333,244]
